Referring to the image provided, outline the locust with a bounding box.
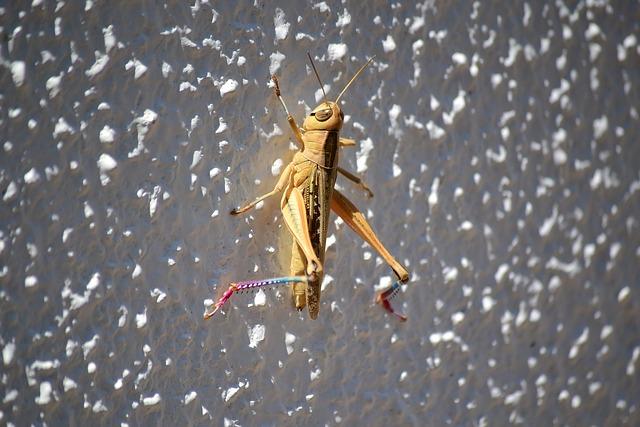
[204,54,409,321]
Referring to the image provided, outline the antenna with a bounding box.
[307,52,328,104]
[335,56,376,104]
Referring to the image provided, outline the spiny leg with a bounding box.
[330,189,409,321]
[204,276,308,319]
[209,175,314,319]
[331,190,408,281]
[338,166,374,198]
[230,163,293,215]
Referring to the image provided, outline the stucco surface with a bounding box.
[1,0,639,425]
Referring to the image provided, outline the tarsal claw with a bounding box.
[375,281,407,322]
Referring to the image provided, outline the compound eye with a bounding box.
[313,109,333,121]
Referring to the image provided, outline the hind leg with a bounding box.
[330,189,409,321]
[331,190,408,282]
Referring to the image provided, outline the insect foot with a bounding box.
[375,280,407,322]
[204,283,238,319]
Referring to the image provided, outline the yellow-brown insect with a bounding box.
[205,54,409,321]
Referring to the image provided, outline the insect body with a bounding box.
[205,55,409,321]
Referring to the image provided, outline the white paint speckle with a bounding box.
[269,52,286,75]
[63,377,77,392]
[97,154,117,172]
[11,61,26,86]
[25,275,38,288]
[426,121,445,140]
[382,35,397,53]
[627,346,640,376]
[271,158,283,176]
[451,312,465,325]
[99,125,115,144]
[248,324,265,348]
[223,386,239,402]
[184,391,197,405]
[135,309,147,328]
[24,168,41,184]
[327,43,348,61]
[103,25,116,52]
[254,289,266,306]
[285,332,296,354]
[274,8,290,41]
[142,393,161,406]
[356,137,373,173]
[593,116,608,140]
[482,295,496,312]
[151,288,167,303]
[3,181,18,201]
[618,286,630,302]
[430,95,440,111]
[35,381,53,405]
[85,52,109,78]
[452,52,467,66]
[220,79,239,97]
[46,73,63,98]
[126,265,139,282]
[3,342,16,365]
[428,177,440,207]
[495,264,509,282]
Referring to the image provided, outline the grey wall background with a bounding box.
[1,0,639,425]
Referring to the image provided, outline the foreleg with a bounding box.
[230,163,293,215]
[272,75,305,149]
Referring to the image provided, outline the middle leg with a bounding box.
[338,166,374,198]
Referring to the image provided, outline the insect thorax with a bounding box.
[301,130,339,169]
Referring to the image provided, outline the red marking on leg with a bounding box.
[204,284,238,319]
[375,282,407,322]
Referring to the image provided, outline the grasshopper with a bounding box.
[205,54,409,321]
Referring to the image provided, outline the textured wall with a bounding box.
[1,0,639,425]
